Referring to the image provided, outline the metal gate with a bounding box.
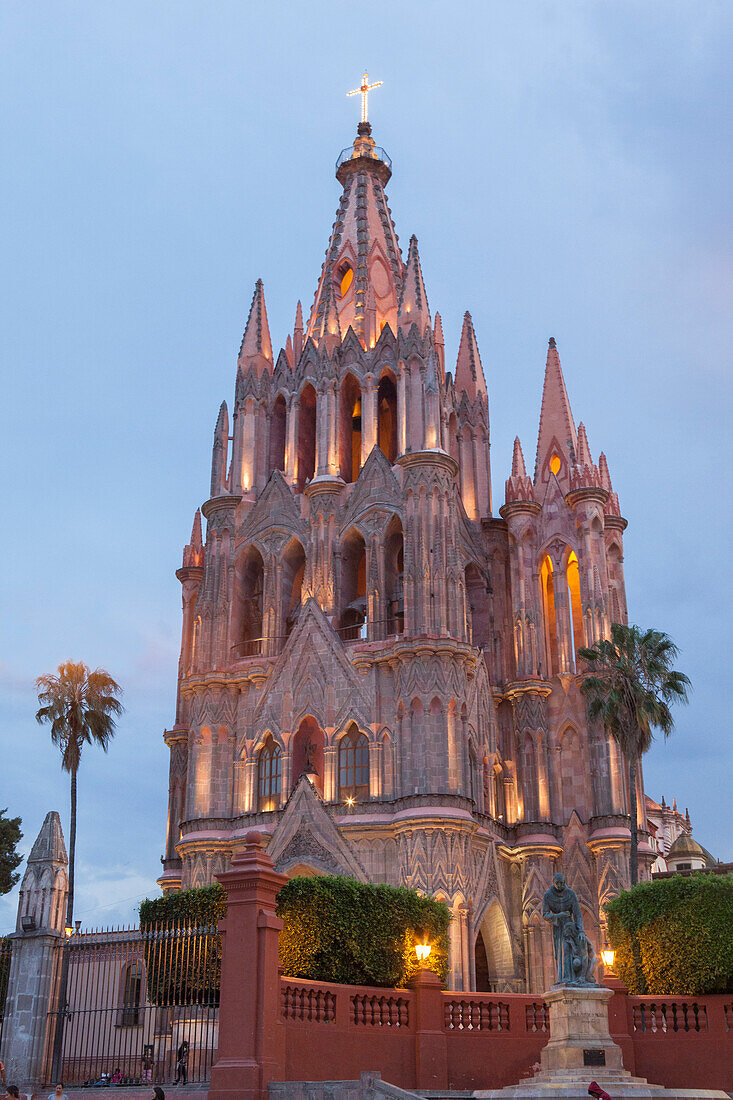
[43,922,220,1087]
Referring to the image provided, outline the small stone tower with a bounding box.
[159,121,646,992]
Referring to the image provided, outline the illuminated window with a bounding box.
[339,728,370,800]
[258,738,281,811]
[337,262,354,299]
[550,453,561,475]
[540,555,559,677]
[566,551,584,667]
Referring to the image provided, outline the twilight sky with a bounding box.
[1,1,731,932]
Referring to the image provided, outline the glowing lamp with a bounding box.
[346,796,356,807]
[65,925,74,938]
[415,942,431,962]
[601,948,615,969]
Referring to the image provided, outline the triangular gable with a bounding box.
[267,774,368,880]
[239,469,306,545]
[341,446,402,532]
[253,597,371,734]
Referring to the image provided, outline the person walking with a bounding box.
[47,1084,69,1100]
[174,1042,188,1086]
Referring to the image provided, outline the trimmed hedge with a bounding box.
[606,873,733,995]
[138,874,451,997]
[139,882,227,926]
[276,875,451,987]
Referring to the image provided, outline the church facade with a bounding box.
[158,120,649,993]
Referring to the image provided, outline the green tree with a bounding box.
[36,662,123,925]
[579,624,690,886]
[0,809,23,895]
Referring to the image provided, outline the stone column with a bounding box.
[209,833,287,1100]
[368,739,382,799]
[396,365,407,456]
[362,373,377,464]
[2,812,69,1091]
[409,969,448,1091]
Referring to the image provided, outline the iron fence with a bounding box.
[43,922,220,1087]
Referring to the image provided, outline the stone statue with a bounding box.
[542,872,598,986]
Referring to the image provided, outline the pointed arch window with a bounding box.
[258,737,282,811]
[338,728,370,801]
[566,551,584,668]
[540,555,559,677]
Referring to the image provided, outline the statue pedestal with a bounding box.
[538,985,624,1078]
[475,984,727,1100]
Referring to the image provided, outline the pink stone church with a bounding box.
[158,116,645,993]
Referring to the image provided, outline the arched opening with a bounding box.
[269,394,287,474]
[121,962,143,1026]
[291,717,324,793]
[377,373,398,463]
[540,555,558,677]
[339,528,367,641]
[282,538,306,640]
[340,373,362,483]
[297,384,317,492]
[234,546,264,657]
[336,259,354,299]
[258,736,282,812]
[566,551,584,668]
[465,563,490,647]
[474,902,515,992]
[338,726,370,802]
[384,517,404,635]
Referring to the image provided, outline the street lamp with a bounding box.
[415,942,432,963]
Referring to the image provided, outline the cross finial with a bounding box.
[347,71,383,124]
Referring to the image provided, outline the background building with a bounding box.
[159,120,650,992]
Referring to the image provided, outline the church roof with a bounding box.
[308,124,404,345]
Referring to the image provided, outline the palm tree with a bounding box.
[36,661,123,926]
[579,624,690,886]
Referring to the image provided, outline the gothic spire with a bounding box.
[397,235,431,333]
[505,437,535,504]
[312,278,342,352]
[308,125,403,344]
[238,279,273,372]
[293,300,304,364]
[210,400,229,498]
[433,311,445,377]
[599,451,621,516]
[534,337,578,490]
[570,422,602,491]
[183,509,203,567]
[454,311,487,400]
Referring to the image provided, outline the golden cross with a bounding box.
[347,71,383,124]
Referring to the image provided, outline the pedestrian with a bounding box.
[174,1041,188,1086]
[153,1087,165,1100]
[5,1086,19,1099]
[0,1060,5,1087]
[47,1084,69,1100]
[142,1049,154,1084]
